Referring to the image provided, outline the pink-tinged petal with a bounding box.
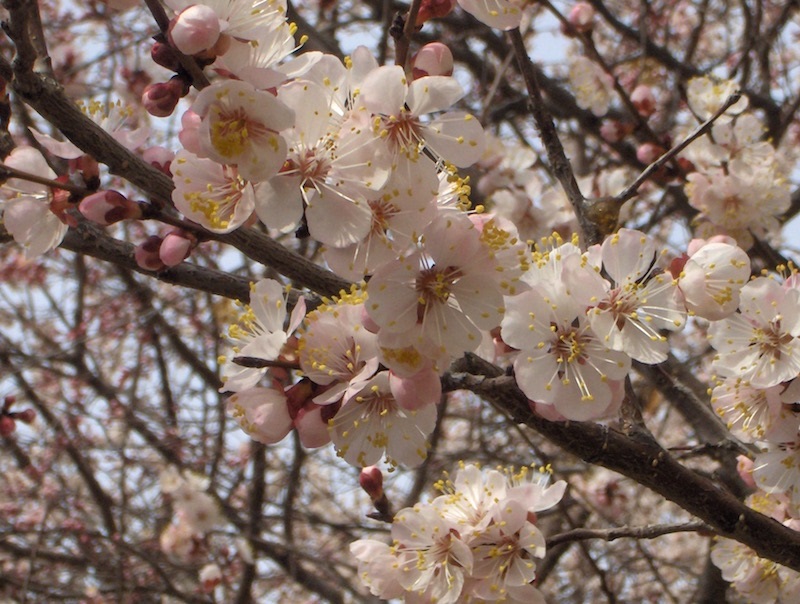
[277,80,332,143]
[550,369,614,421]
[390,367,442,410]
[601,228,658,284]
[4,147,56,192]
[30,128,83,159]
[295,405,332,448]
[425,111,485,167]
[457,0,524,30]
[306,188,372,247]
[227,387,292,444]
[4,197,67,258]
[249,278,288,332]
[407,76,463,115]
[238,331,287,361]
[359,65,407,115]
[253,176,304,231]
[288,297,306,334]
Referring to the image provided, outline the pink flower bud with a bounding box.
[142,78,186,118]
[13,409,35,424]
[79,190,142,225]
[169,5,221,56]
[159,229,196,267]
[737,455,757,489]
[151,41,181,72]
[359,466,384,500]
[389,368,441,410]
[199,564,222,593]
[412,43,454,79]
[135,235,166,271]
[178,110,203,154]
[636,142,664,164]
[568,2,595,33]
[416,0,456,24]
[0,415,15,437]
[142,146,175,175]
[630,84,657,117]
[599,120,629,143]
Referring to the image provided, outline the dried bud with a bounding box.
[630,84,657,117]
[159,229,196,267]
[79,190,142,226]
[135,235,166,271]
[412,42,454,79]
[169,5,221,56]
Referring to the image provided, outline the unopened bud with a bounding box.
[599,120,631,143]
[567,2,595,34]
[79,190,142,225]
[151,41,182,72]
[736,455,756,489]
[142,146,175,175]
[142,78,186,118]
[135,235,166,271]
[412,43,454,79]
[13,409,36,424]
[636,142,665,165]
[169,5,221,56]
[359,466,384,500]
[199,563,222,593]
[159,229,196,267]
[416,0,456,25]
[630,84,657,117]
[178,109,203,154]
[0,415,15,437]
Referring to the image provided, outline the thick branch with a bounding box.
[441,358,800,572]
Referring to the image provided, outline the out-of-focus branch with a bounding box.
[547,521,709,547]
[508,27,606,246]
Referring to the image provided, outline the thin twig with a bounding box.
[613,92,743,205]
[547,521,709,547]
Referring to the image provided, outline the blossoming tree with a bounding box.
[3,0,800,601]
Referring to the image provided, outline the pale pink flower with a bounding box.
[329,371,437,468]
[457,0,527,30]
[164,0,288,45]
[708,277,800,388]
[567,229,686,364]
[220,278,305,393]
[686,76,748,121]
[685,168,789,250]
[358,65,486,167]
[710,377,797,443]
[392,505,474,604]
[569,56,614,116]
[674,238,750,320]
[502,286,630,421]
[255,79,390,236]
[191,79,293,182]
[171,150,255,233]
[367,212,521,360]
[1,146,68,257]
[297,291,379,404]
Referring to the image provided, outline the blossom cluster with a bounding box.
[351,463,566,603]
